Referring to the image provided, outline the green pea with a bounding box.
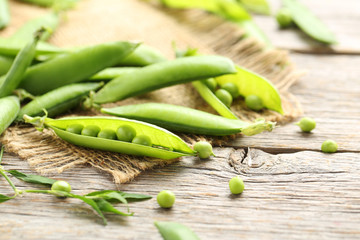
[276,8,293,28]
[98,129,117,140]
[321,140,338,153]
[221,82,239,98]
[193,141,214,159]
[245,95,264,111]
[203,78,217,92]
[66,123,83,134]
[215,89,233,108]
[229,176,244,194]
[51,180,71,197]
[296,117,316,132]
[132,134,152,146]
[157,190,175,208]
[116,125,136,142]
[81,125,100,137]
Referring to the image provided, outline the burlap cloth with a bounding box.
[0,0,303,183]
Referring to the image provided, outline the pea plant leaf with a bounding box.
[0,194,12,203]
[68,193,108,225]
[94,199,134,217]
[121,192,153,202]
[216,66,283,114]
[283,0,336,44]
[7,170,56,186]
[86,190,152,203]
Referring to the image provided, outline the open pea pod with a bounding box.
[24,116,196,160]
[283,0,336,44]
[192,80,238,120]
[216,66,283,114]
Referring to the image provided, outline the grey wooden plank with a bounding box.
[1,148,360,239]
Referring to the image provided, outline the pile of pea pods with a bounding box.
[0,5,278,161]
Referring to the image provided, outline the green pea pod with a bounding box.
[94,55,236,104]
[0,0,10,30]
[192,80,238,120]
[0,96,20,135]
[9,12,60,42]
[0,29,44,98]
[216,65,283,114]
[156,0,272,47]
[17,82,103,121]
[0,37,65,58]
[238,0,271,15]
[154,221,200,240]
[24,116,196,160]
[0,55,13,76]
[101,103,276,136]
[89,67,138,81]
[18,0,78,8]
[19,41,140,95]
[283,0,336,44]
[160,0,251,21]
[117,44,167,66]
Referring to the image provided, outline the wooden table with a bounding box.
[1,0,360,239]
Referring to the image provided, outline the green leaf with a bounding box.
[160,0,251,21]
[121,192,152,202]
[0,194,12,203]
[283,0,336,44]
[216,66,283,114]
[68,193,107,225]
[94,199,133,217]
[86,190,128,205]
[238,0,271,15]
[86,190,152,203]
[192,80,238,119]
[7,170,56,186]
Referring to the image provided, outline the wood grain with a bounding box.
[1,149,360,239]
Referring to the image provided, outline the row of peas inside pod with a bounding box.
[203,78,264,112]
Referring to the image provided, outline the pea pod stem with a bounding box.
[94,55,236,104]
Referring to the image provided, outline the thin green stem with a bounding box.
[24,189,52,194]
[0,145,4,165]
[0,146,19,195]
[0,170,19,195]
